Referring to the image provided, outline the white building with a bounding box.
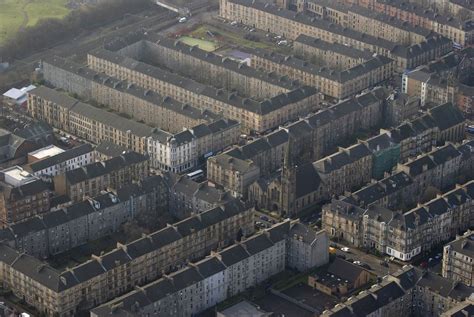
[0,166,37,187]
[2,85,36,106]
[147,129,197,173]
[25,144,94,180]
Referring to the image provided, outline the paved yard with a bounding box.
[255,293,314,317]
[282,283,338,314]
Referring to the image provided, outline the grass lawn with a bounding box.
[25,0,70,27]
[189,24,277,51]
[0,0,69,44]
[178,36,218,52]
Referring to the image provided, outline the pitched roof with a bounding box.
[328,258,368,284]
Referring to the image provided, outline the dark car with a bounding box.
[361,263,372,270]
[380,261,389,267]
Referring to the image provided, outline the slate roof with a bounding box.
[11,253,65,292]
[242,233,274,255]
[220,244,250,267]
[41,56,220,123]
[266,220,291,243]
[348,293,378,316]
[372,281,405,305]
[428,102,465,131]
[328,258,368,284]
[247,47,393,83]
[195,256,226,278]
[295,34,373,60]
[65,151,148,184]
[314,143,370,174]
[1,179,50,200]
[148,34,300,90]
[380,0,473,29]
[95,141,128,158]
[391,35,452,59]
[72,260,106,282]
[349,4,433,37]
[445,232,474,259]
[289,222,321,244]
[28,86,79,109]
[296,163,322,198]
[87,47,317,116]
[28,144,93,172]
[228,0,398,51]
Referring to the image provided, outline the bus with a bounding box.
[187,169,204,181]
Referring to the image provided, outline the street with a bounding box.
[332,242,402,277]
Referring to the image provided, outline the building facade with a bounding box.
[442,230,474,286]
[90,220,329,317]
[0,200,254,316]
[53,151,149,202]
[0,166,51,227]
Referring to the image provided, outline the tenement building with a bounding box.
[24,144,94,181]
[294,34,374,69]
[166,173,235,219]
[247,140,373,216]
[53,151,149,202]
[302,0,435,45]
[27,87,240,172]
[83,41,320,134]
[246,47,395,99]
[28,86,154,154]
[442,230,474,286]
[314,142,373,196]
[111,33,301,100]
[0,175,168,259]
[208,88,384,197]
[322,265,474,317]
[219,0,452,72]
[323,179,474,261]
[147,118,240,173]
[0,166,51,227]
[37,57,221,134]
[90,220,329,317]
[344,0,474,46]
[0,200,254,316]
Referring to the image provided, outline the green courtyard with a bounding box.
[0,0,70,44]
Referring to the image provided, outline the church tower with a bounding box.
[280,136,297,217]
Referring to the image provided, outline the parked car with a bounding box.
[340,247,350,252]
[361,263,372,270]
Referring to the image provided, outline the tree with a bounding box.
[0,0,152,61]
